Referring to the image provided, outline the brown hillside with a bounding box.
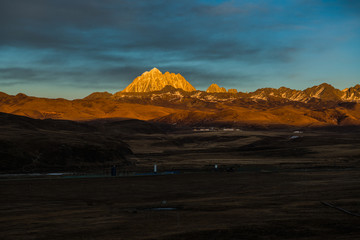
[0,94,176,121]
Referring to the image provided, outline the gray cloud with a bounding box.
[0,0,299,61]
[0,0,357,96]
[0,68,42,81]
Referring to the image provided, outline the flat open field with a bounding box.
[1,127,360,239]
[1,170,360,239]
[125,127,360,173]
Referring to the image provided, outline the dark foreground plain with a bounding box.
[1,114,360,239]
[1,170,360,240]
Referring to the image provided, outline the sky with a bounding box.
[0,0,359,99]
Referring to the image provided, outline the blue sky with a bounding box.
[0,0,359,99]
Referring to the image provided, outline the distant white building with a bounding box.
[200,129,210,131]
[193,128,210,132]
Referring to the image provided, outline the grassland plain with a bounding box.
[1,170,359,240]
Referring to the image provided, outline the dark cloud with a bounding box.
[0,0,298,61]
[192,1,270,17]
[0,64,242,90]
[99,66,151,83]
[0,68,41,81]
[338,0,360,16]
[0,0,357,97]
[0,67,117,88]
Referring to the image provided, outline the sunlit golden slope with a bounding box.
[153,105,360,127]
[1,89,360,127]
[0,93,176,121]
[118,68,196,93]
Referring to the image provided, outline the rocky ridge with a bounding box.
[119,68,196,93]
[228,89,238,93]
[206,83,227,93]
[115,68,360,103]
[248,83,360,103]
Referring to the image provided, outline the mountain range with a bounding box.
[115,68,360,103]
[1,68,360,127]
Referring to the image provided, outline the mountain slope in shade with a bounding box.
[0,112,133,171]
[206,83,227,93]
[119,68,196,93]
